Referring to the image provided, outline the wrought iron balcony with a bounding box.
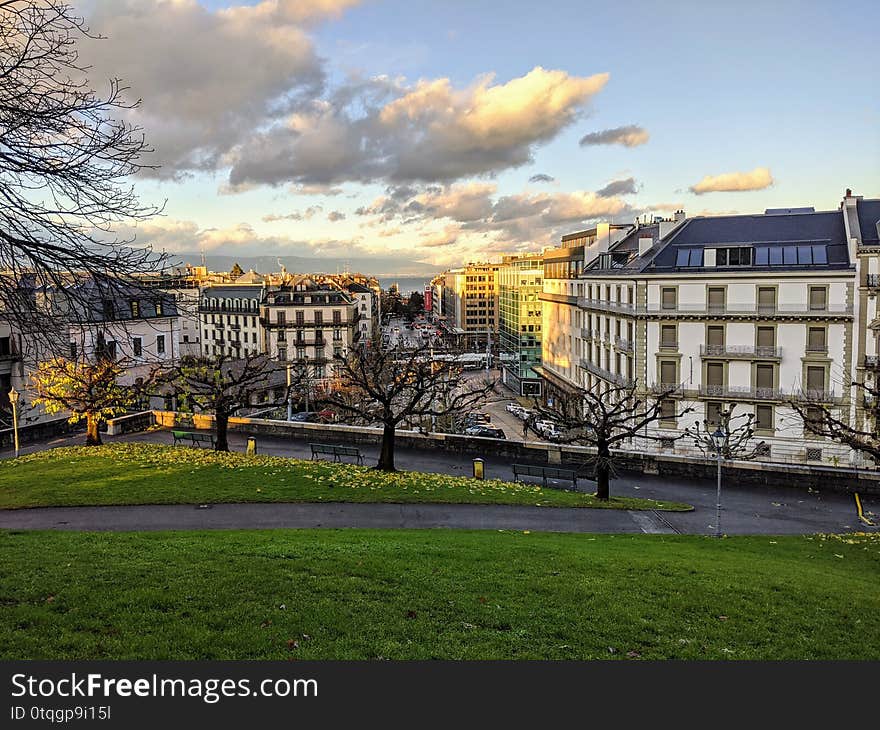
[615,337,634,353]
[700,344,782,359]
[579,358,634,387]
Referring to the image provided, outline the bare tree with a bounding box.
[685,405,767,537]
[150,353,299,452]
[321,339,496,471]
[0,0,163,346]
[533,383,692,500]
[789,380,879,462]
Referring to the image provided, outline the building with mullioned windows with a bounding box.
[497,253,544,396]
[538,190,880,467]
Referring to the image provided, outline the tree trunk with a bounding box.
[376,421,396,471]
[85,412,102,446]
[215,407,230,452]
[595,440,611,500]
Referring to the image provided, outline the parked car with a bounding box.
[465,425,506,439]
[506,402,526,415]
[289,411,321,422]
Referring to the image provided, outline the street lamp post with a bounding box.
[304,354,310,412]
[286,363,293,421]
[8,387,20,458]
[710,426,725,538]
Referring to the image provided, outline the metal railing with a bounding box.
[615,337,634,353]
[700,344,782,358]
[697,384,842,403]
[579,358,635,387]
[577,297,851,317]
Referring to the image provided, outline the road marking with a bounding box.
[628,511,677,534]
[854,493,875,527]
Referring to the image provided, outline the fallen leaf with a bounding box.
[406,610,418,619]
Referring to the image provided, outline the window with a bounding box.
[705,401,723,426]
[707,287,725,311]
[706,362,724,387]
[69,342,77,359]
[277,347,287,361]
[660,399,676,424]
[661,287,677,310]
[102,300,115,320]
[132,337,142,357]
[807,327,826,352]
[808,287,827,311]
[156,335,165,355]
[155,301,163,317]
[295,311,304,325]
[716,247,752,266]
[707,325,724,347]
[756,326,775,348]
[806,365,825,393]
[660,360,677,386]
[755,244,828,266]
[675,248,703,267]
[756,404,774,432]
[130,300,140,318]
[315,311,323,325]
[755,364,774,391]
[333,310,342,324]
[757,287,776,312]
[277,311,286,325]
[660,324,677,349]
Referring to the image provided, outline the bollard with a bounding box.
[246,436,257,456]
[472,457,484,480]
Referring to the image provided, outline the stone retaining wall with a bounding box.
[108,410,880,495]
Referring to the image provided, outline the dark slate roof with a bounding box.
[201,284,264,298]
[640,209,851,273]
[74,278,179,322]
[857,198,880,245]
[347,282,372,293]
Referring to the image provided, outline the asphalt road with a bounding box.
[3,427,878,535]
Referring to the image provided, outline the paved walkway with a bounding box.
[0,503,673,534]
[3,428,878,535]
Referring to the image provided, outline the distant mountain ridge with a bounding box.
[167,252,442,278]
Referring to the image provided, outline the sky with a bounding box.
[74,0,880,274]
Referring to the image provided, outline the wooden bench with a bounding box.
[310,443,364,465]
[171,430,216,449]
[512,463,578,490]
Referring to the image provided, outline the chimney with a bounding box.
[674,209,686,223]
[846,188,853,197]
[638,236,653,256]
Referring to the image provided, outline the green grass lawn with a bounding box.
[1,529,878,659]
[0,443,690,511]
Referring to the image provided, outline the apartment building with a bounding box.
[260,277,360,390]
[441,262,500,348]
[539,194,880,465]
[498,253,544,396]
[537,223,631,398]
[198,283,265,358]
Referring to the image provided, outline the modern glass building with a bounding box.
[498,253,544,396]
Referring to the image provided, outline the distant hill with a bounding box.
[167,252,443,278]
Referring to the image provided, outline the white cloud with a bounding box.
[689,167,774,195]
[226,67,610,187]
[80,0,360,178]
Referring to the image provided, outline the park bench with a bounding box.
[310,443,364,465]
[512,463,578,490]
[171,430,216,449]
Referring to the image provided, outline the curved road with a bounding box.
[0,498,871,535]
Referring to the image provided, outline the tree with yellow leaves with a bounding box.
[30,358,133,446]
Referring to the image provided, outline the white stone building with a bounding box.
[198,283,265,359]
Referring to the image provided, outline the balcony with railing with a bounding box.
[697,384,842,403]
[577,298,851,318]
[580,327,593,341]
[867,274,880,289]
[699,344,782,360]
[864,355,880,369]
[579,358,634,387]
[614,337,634,353]
[650,382,684,396]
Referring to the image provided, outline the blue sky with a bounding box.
[83,0,879,272]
